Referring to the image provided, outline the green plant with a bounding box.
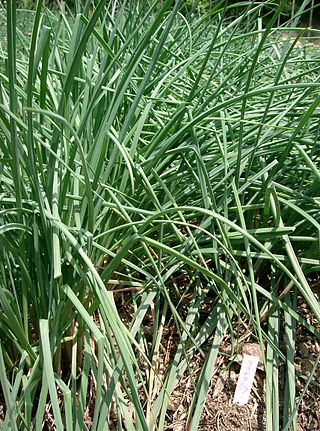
[0,0,319,430]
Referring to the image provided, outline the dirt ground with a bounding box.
[1,287,319,430]
[164,286,320,431]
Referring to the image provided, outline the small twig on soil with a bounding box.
[111,287,141,293]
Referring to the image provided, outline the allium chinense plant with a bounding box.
[0,0,319,430]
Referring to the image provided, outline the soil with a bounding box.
[163,286,320,431]
[1,286,319,430]
[165,361,266,431]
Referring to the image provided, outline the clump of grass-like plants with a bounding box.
[0,0,319,430]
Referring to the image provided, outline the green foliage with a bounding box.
[0,0,319,429]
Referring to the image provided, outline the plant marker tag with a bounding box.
[233,354,259,405]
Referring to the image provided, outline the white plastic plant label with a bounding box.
[233,354,259,405]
